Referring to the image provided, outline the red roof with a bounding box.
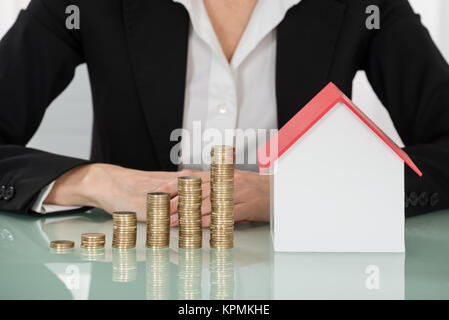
[258,82,422,176]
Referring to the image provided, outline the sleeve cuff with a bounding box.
[31,181,82,214]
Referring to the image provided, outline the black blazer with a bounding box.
[0,0,448,216]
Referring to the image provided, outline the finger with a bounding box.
[200,171,211,183]
[170,196,179,214]
[179,169,211,183]
[136,211,147,222]
[233,173,247,205]
[202,214,211,228]
[202,182,210,199]
[234,203,253,222]
[170,213,178,226]
[234,188,249,205]
[201,196,211,216]
[146,171,180,179]
[154,177,179,197]
[192,169,211,182]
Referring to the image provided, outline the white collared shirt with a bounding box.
[33,0,301,213]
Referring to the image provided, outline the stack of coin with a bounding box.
[178,248,202,299]
[146,192,170,248]
[50,240,74,254]
[210,249,235,300]
[81,233,105,249]
[178,176,203,249]
[112,248,137,283]
[210,145,235,249]
[112,212,137,249]
[146,248,170,300]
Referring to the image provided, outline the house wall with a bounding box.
[273,102,405,252]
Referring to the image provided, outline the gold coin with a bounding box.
[82,232,105,238]
[50,240,75,249]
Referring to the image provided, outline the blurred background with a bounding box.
[1,0,449,160]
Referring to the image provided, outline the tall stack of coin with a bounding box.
[178,248,202,299]
[210,145,235,249]
[146,248,170,300]
[112,212,137,249]
[112,248,137,283]
[81,233,105,249]
[178,176,203,249]
[146,192,170,248]
[210,249,235,299]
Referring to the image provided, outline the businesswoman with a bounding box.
[0,0,448,224]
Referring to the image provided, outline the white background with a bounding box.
[1,0,448,160]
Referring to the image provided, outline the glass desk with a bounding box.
[0,209,448,299]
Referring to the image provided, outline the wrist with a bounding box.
[45,163,103,208]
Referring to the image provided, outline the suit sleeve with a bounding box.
[0,0,90,213]
[363,0,449,217]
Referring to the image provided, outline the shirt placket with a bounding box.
[202,56,238,167]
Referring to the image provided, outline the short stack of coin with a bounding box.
[210,145,235,249]
[146,192,170,248]
[81,233,105,249]
[112,211,137,249]
[178,176,203,249]
[50,240,74,254]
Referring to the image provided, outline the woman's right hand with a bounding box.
[44,163,210,221]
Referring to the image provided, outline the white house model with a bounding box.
[258,83,422,253]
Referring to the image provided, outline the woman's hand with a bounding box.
[46,164,269,225]
[45,163,209,221]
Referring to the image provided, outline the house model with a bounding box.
[258,83,422,253]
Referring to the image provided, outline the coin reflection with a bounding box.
[178,248,202,299]
[81,248,105,261]
[112,248,137,283]
[49,247,75,255]
[210,249,234,299]
[146,248,170,299]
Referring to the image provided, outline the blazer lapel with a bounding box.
[276,0,346,127]
[123,0,189,170]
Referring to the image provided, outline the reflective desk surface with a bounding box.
[0,209,449,300]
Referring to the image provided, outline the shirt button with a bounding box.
[4,186,15,201]
[216,104,228,114]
